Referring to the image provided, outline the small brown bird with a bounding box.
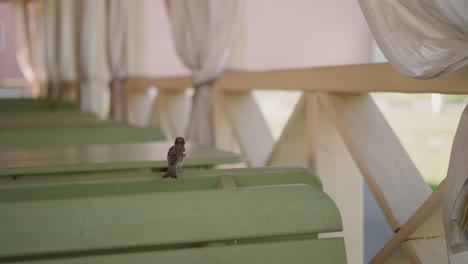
[162,137,186,178]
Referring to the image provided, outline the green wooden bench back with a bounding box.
[0,167,346,263]
[0,167,322,201]
[0,98,77,112]
[0,111,102,128]
[16,238,345,264]
[0,124,166,148]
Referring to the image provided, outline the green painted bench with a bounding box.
[0,111,104,128]
[0,166,347,263]
[0,98,77,112]
[0,124,166,149]
[0,141,244,177]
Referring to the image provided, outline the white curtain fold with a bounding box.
[444,105,468,261]
[42,0,61,99]
[56,0,77,102]
[359,0,468,79]
[106,0,128,120]
[359,0,468,261]
[13,0,43,98]
[74,0,107,117]
[13,0,131,117]
[166,0,242,145]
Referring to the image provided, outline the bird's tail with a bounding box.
[162,165,177,178]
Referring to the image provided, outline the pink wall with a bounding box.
[146,0,372,75]
[146,0,190,77]
[0,0,372,79]
[0,2,23,79]
[247,0,372,71]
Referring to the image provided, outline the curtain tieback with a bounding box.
[194,79,216,90]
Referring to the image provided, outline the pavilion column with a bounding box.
[165,0,243,146]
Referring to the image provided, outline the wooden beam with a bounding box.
[403,237,447,264]
[219,91,274,167]
[0,79,30,88]
[318,93,445,263]
[318,93,432,230]
[266,95,308,166]
[212,90,244,163]
[125,76,193,91]
[217,63,468,94]
[370,181,446,263]
[315,95,364,264]
[149,90,191,139]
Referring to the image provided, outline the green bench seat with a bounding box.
[0,98,77,112]
[0,124,166,148]
[0,166,321,201]
[0,111,103,128]
[13,238,345,264]
[0,166,346,263]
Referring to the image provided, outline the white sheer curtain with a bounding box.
[360,0,468,261]
[125,0,151,125]
[106,0,128,120]
[42,0,77,102]
[74,0,107,117]
[13,0,44,98]
[359,0,468,79]
[14,0,130,117]
[166,0,243,146]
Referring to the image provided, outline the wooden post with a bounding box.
[315,93,364,264]
[219,91,274,167]
[149,90,191,138]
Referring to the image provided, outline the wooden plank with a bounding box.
[384,247,411,264]
[0,78,30,88]
[212,90,243,162]
[149,90,191,139]
[306,93,317,170]
[0,141,244,176]
[0,98,77,112]
[0,185,342,259]
[0,166,323,201]
[125,76,193,92]
[220,92,274,167]
[217,63,468,94]
[266,95,308,166]
[0,125,166,149]
[315,96,364,264]
[402,238,447,264]
[5,238,346,264]
[0,112,101,128]
[371,181,446,263]
[318,93,432,230]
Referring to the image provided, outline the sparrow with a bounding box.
[162,137,186,178]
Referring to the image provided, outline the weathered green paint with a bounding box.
[0,98,77,112]
[0,111,104,128]
[0,111,96,120]
[0,184,342,259]
[0,166,322,201]
[0,142,243,176]
[7,238,346,264]
[0,125,166,148]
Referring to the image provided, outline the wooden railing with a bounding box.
[125,62,468,264]
[3,63,466,264]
